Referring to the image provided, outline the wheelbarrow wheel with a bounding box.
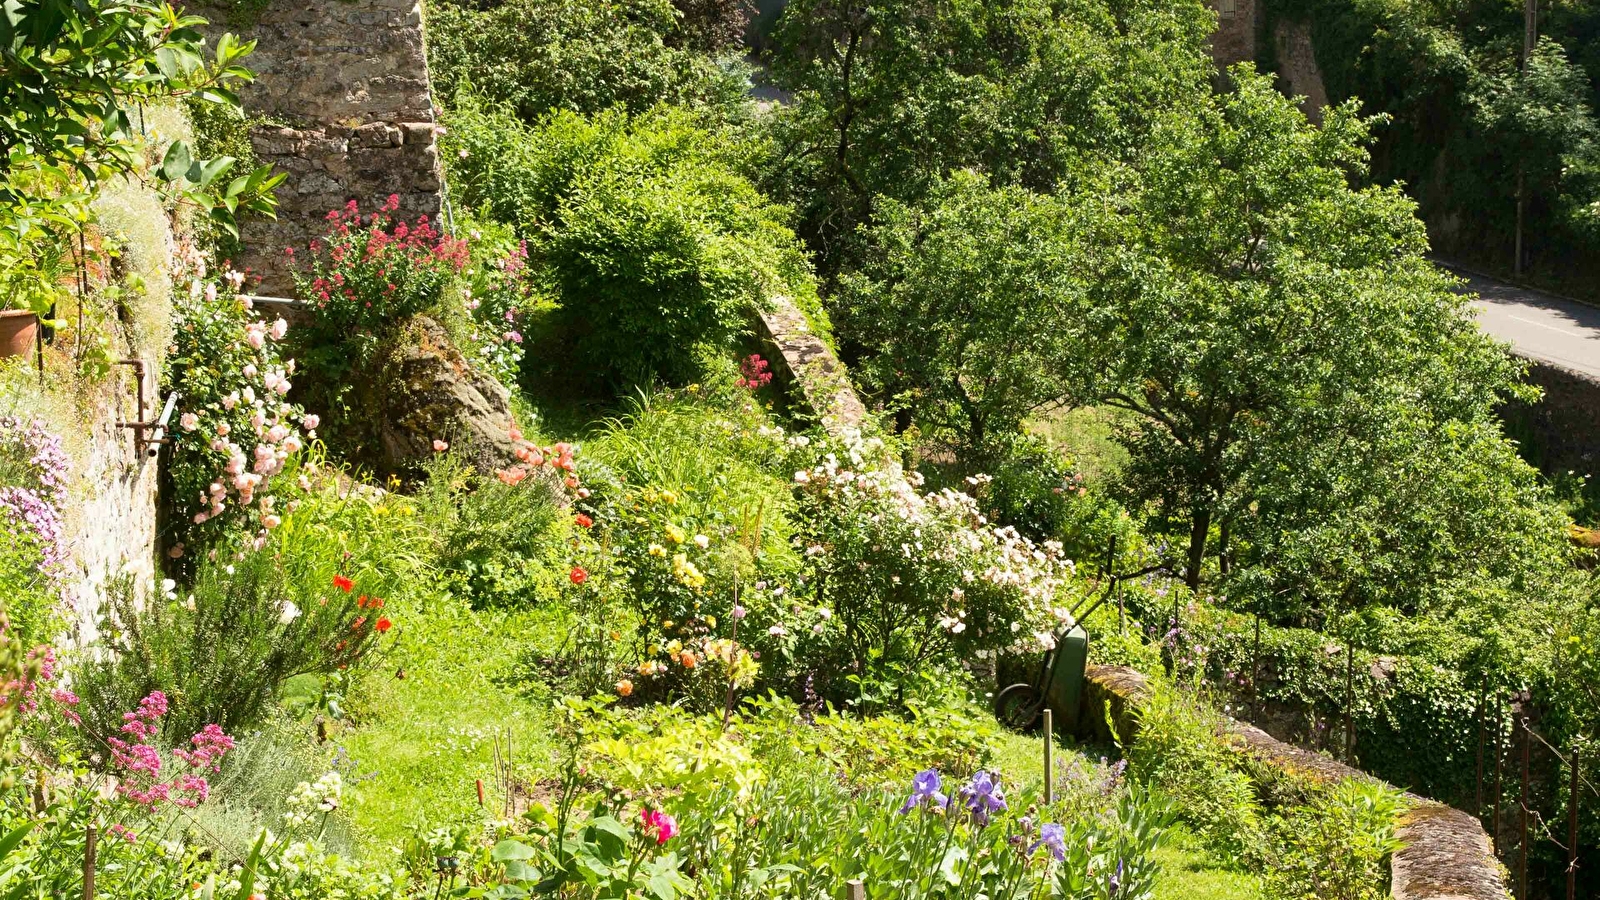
[995,683,1044,730]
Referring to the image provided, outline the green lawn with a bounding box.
[1155,826,1265,900]
[338,594,563,850]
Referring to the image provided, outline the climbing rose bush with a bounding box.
[167,268,317,560]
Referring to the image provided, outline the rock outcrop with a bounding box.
[349,316,518,475]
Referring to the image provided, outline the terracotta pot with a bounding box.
[0,310,38,360]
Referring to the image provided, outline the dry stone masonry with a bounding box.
[212,0,445,293]
[1079,664,1512,900]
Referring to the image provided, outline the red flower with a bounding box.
[569,566,589,585]
[376,617,393,633]
[351,616,368,630]
[357,595,368,608]
[333,575,354,592]
[575,513,593,529]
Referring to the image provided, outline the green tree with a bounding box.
[764,0,1212,275]
[1064,68,1548,609]
[836,171,1083,457]
[426,0,748,122]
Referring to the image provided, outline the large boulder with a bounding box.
[349,315,519,475]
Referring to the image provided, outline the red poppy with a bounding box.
[357,595,368,608]
[569,566,589,585]
[575,513,594,529]
[376,617,393,633]
[333,574,354,592]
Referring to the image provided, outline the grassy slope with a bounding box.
[337,595,563,850]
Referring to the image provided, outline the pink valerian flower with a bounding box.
[736,354,773,390]
[105,692,234,811]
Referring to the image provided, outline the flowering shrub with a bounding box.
[166,267,317,558]
[74,546,397,739]
[0,416,71,641]
[788,429,1080,704]
[455,223,544,388]
[292,195,467,336]
[103,690,235,810]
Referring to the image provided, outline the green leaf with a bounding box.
[938,845,967,885]
[160,140,193,183]
[0,822,33,863]
[491,839,536,862]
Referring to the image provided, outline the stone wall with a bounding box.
[1500,360,1600,481]
[757,297,868,436]
[208,0,445,293]
[64,364,162,645]
[1208,0,1257,67]
[1272,19,1329,124]
[1079,665,1512,900]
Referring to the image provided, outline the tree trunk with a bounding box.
[1185,505,1211,591]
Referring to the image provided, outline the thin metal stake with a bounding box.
[83,823,96,900]
[1569,745,1580,900]
[1043,708,1054,806]
[1520,715,1531,900]
[1494,702,1505,855]
[1476,679,1487,816]
[1344,643,1355,763]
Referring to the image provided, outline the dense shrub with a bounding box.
[411,449,570,608]
[75,462,423,739]
[426,0,747,121]
[1265,780,1403,900]
[0,416,70,642]
[444,101,825,390]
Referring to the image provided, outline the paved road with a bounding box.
[1448,265,1600,379]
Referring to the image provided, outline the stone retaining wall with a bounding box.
[204,0,444,293]
[1080,664,1511,900]
[756,297,867,435]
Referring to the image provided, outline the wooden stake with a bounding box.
[83,823,96,900]
[1043,708,1054,806]
[847,879,865,900]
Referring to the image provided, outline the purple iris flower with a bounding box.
[898,769,949,814]
[1028,822,1067,861]
[1108,858,1124,897]
[958,771,1007,825]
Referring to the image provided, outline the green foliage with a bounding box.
[1263,781,1403,900]
[444,99,823,391]
[426,0,747,122]
[837,171,1084,456]
[410,450,568,608]
[1265,0,1600,282]
[765,0,1213,273]
[1061,68,1560,623]
[970,432,1132,566]
[75,470,415,740]
[1126,680,1267,863]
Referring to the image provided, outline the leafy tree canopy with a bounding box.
[1061,68,1562,623]
[764,0,1213,274]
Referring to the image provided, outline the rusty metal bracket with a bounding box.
[115,358,179,458]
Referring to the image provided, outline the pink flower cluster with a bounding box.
[0,644,55,715]
[736,354,773,390]
[106,691,235,810]
[181,308,316,537]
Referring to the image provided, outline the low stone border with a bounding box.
[755,296,868,436]
[1079,664,1510,900]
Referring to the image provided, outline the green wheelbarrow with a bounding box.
[994,623,1090,731]
[994,549,1124,732]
